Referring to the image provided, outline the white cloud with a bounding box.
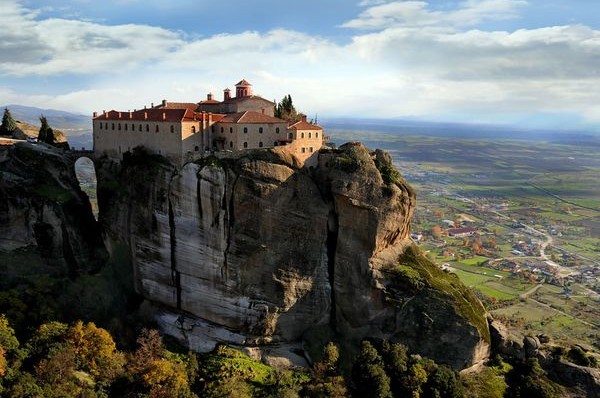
[342,0,527,30]
[1,0,600,126]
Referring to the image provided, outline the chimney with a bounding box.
[201,111,206,131]
[129,111,132,119]
[208,112,213,125]
[144,112,148,120]
[261,108,265,114]
[301,114,307,122]
[207,93,213,101]
[144,105,147,109]
[151,102,154,108]
[118,112,121,119]
[162,99,167,107]
[162,112,166,120]
[93,111,97,118]
[224,88,231,101]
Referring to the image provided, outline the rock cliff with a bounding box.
[0,143,106,280]
[97,143,490,369]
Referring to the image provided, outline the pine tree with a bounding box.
[0,108,17,135]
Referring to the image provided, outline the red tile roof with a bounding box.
[222,95,274,105]
[94,109,210,123]
[217,111,286,124]
[235,79,252,87]
[288,120,323,130]
[154,102,199,111]
[198,99,221,104]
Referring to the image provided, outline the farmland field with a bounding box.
[328,125,600,348]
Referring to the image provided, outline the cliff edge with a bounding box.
[97,143,490,369]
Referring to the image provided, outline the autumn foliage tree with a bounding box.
[431,225,443,239]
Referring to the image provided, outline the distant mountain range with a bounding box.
[321,117,600,145]
[1,104,92,149]
[3,104,598,151]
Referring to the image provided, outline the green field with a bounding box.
[332,129,600,347]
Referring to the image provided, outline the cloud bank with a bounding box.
[1,0,599,127]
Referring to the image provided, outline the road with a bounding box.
[452,193,578,276]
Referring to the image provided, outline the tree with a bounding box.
[304,342,348,398]
[37,115,55,144]
[274,95,300,122]
[431,225,443,239]
[67,321,125,383]
[351,341,392,398]
[0,345,6,377]
[0,108,17,136]
[422,364,464,398]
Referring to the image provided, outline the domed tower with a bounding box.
[235,79,253,98]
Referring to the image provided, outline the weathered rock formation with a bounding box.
[97,143,490,369]
[0,143,106,280]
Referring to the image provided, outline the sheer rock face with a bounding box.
[97,143,489,369]
[0,143,106,279]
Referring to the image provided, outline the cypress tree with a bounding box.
[38,115,54,144]
[0,108,17,135]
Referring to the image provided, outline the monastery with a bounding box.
[92,79,325,164]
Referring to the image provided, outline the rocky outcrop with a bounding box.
[0,143,106,280]
[97,143,490,369]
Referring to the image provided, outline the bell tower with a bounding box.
[235,79,253,98]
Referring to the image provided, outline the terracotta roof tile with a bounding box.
[235,79,252,87]
[218,111,286,124]
[155,102,199,111]
[222,95,274,105]
[95,109,207,123]
[288,120,323,130]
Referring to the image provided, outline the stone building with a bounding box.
[93,79,324,164]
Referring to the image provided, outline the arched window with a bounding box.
[118,123,121,130]
[259,141,263,147]
[243,142,248,148]
[132,124,135,131]
[194,146,199,151]
[259,127,263,134]
[230,127,233,133]
[220,127,224,133]
[191,126,196,134]
[211,126,215,132]
[170,125,174,133]
[146,124,149,132]
[309,132,311,138]
[273,141,278,146]
[288,132,293,139]
[310,147,314,152]
[99,123,102,130]
[155,125,159,133]
[112,123,115,130]
[105,123,108,129]
[124,124,127,131]
[301,147,306,153]
[243,127,248,133]
[229,141,233,148]
[139,124,142,132]
[316,132,319,138]
[301,132,304,138]
[276,127,280,134]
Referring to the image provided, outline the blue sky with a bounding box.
[1,0,600,130]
